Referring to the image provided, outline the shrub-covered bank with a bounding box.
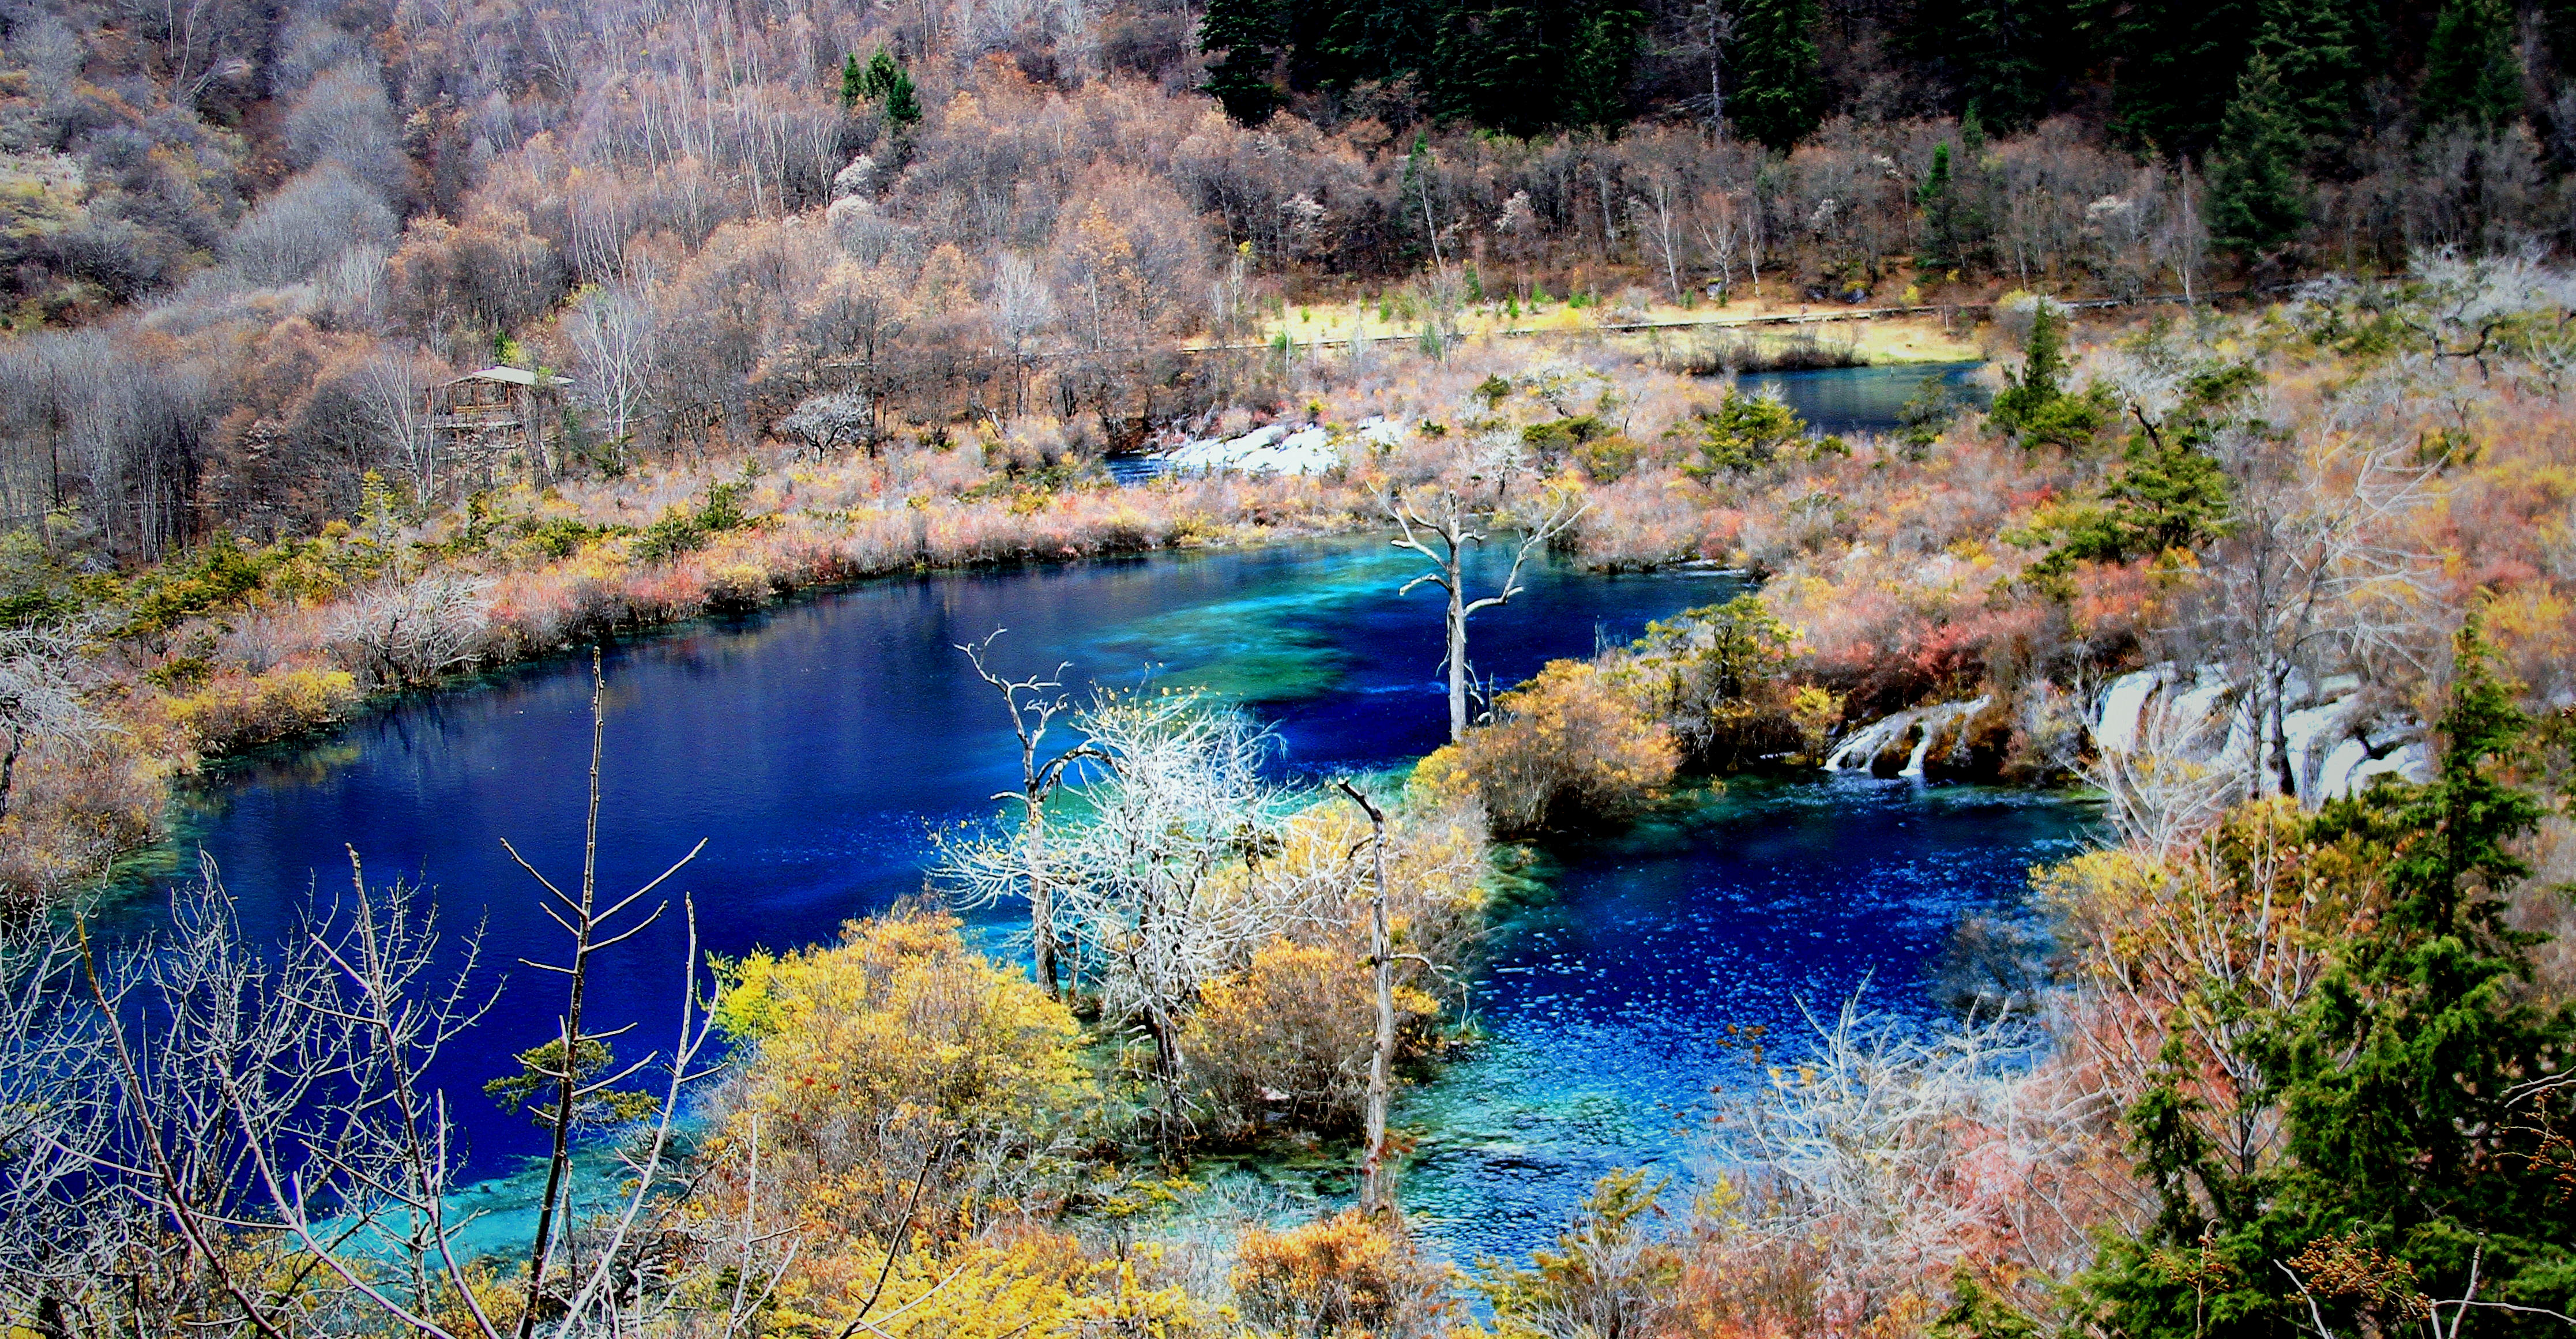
[6,262,2576,1337]
[1432,264,2576,836]
[0,326,1976,908]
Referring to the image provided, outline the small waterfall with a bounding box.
[2090,665,2167,754]
[2280,698,2357,796]
[2164,672,2233,741]
[1823,709,1919,772]
[1900,697,1991,777]
[1823,697,1990,777]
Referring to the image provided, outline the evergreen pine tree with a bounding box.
[1917,143,1960,272]
[840,52,864,111]
[2262,614,2573,1314]
[2104,0,2260,156]
[1432,0,1648,135]
[1304,0,1437,93]
[1904,0,2064,131]
[2251,0,2361,144]
[1201,0,1289,124]
[2419,0,2524,130]
[1730,0,1821,149]
[2093,431,2232,556]
[1991,300,2067,426]
[2206,55,2307,257]
[2075,616,2576,1339]
[883,67,921,125]
[866,50,922,126]
[1566,0,1651,129]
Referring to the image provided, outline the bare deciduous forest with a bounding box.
[3,0,2576,1333]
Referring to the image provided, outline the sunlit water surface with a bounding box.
[1400,779,2082,1262]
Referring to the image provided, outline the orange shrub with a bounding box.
[1181,795,1487,1144]
[1415,659,1678,833]
[1184,939,1441,1141]
[1232,1210,1458,1338]
[0,729,165,906]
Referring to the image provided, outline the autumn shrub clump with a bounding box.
[1415,659,1679,833]
[1188,940,1441,1142]
[1233,1209,1459,1338]
[700,902,1099,1243]
[751,1223,1230,1339]
[1614,592,1829,771]
[155,661,362,752]
[1180,795,1488,1144]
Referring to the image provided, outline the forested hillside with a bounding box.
[2,0,2573,559]
[6,0,2576,1321]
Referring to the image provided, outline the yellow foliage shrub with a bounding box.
[2035,796,2391,1122]
[161,663,360,753]
[1180,796,1487,1144]
[764,1225,1229,1339]
[1416,660,1678,833]
[702,904,1096,1241]
[1233,1210,1458,1338]
[1186,940,1441,1139]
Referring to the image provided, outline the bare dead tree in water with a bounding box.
[1388,485,1586,744]
[498,649,708,1336]
[1336,779,1397,1213]
[954,629,1104,1001]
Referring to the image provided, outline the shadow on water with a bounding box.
[1731,361,1991,438]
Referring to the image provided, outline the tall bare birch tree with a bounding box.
[1337,780,1397,1213]
[2197,396,2435,802]
[1389,484,1587,743]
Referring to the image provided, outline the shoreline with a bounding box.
[74,513,1394,911]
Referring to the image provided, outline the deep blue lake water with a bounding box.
[149,537,1738,1172]
[1401,778,2081,1261]
[134,364,2082,1263]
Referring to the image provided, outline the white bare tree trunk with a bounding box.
[1389,486,1588,744]
[1339,781,1397,1212]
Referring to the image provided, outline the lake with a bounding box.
[153,537,1731,1172]
[138,364,2083,1262]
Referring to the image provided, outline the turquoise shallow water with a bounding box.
[1400,778,2084,1262]
[138,535,2085,1262]
[140,536,1730,1188]
[129,363,2077,1261]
